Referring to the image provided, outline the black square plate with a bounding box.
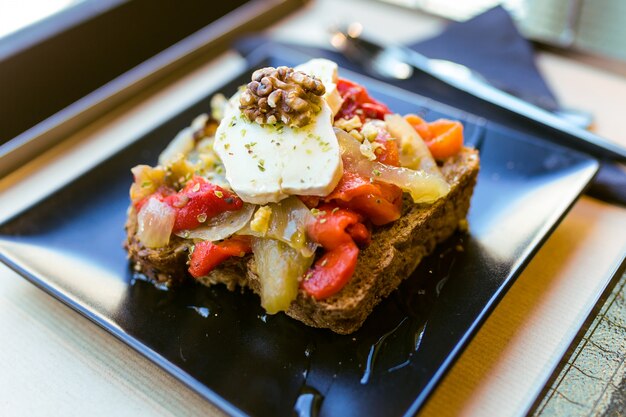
[0,49,598,417]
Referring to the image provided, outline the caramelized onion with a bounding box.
[137,197,176,248]
[176,204,255,241]
[238,197,318,257]
[252,237,314,314]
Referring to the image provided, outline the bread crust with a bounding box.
[125,147,479,334]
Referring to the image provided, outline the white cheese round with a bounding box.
[213,93,343,205]
[295,59,343,117]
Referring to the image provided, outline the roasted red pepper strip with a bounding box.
[303,205,370,299]
[302,242,359,300]
[345,222,371,247]
[341,192,402,226]
[324,172,402,226]
[424,119,464,160]
[373,135,400,167]
[326,172,380,204]
[188,236,251,278]
[307,205,366,249]
[405,114,464,160]
[336,78,391,121]
[404,114,432,140]
[164,176,242,232]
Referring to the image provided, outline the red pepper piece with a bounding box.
[346,222,371,247]
[307,205,366,250]
[404,114,433,141]
[165,176,243,232]
[303,205,370,299]
[188,236,251,278]
[301,242,359,300]
[337,78,368,101]
[324,172,402,226]
[326,172,380,202]
[336,78,391,121]
[361,102,391,120]
[374,137,400,167]
[405,115,464,160]
[423,119,464,160]
[341,192,402,226]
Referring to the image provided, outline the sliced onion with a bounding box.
[137,197,176,248]
[335,128,450,204]
[176,203,255,241]
[252,237,314,314]
[238,197,318,257]
[384,113,442,176]
[268,197,317,255]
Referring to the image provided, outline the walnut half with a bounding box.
[239,66,326,128]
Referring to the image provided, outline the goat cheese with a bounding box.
[295,59,343,116]
[214,93,342,205]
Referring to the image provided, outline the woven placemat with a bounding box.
[532,258,626,416]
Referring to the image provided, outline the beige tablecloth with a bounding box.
[1,1,625,416]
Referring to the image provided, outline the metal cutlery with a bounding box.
[330,25,626,163]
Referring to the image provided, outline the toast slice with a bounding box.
[125,147,479,334]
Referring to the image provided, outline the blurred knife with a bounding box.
[330,26,626,163]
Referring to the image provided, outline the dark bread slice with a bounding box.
[125,208,191,286]
[125,147,479,334]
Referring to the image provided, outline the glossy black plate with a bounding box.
[0,49,598,417]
